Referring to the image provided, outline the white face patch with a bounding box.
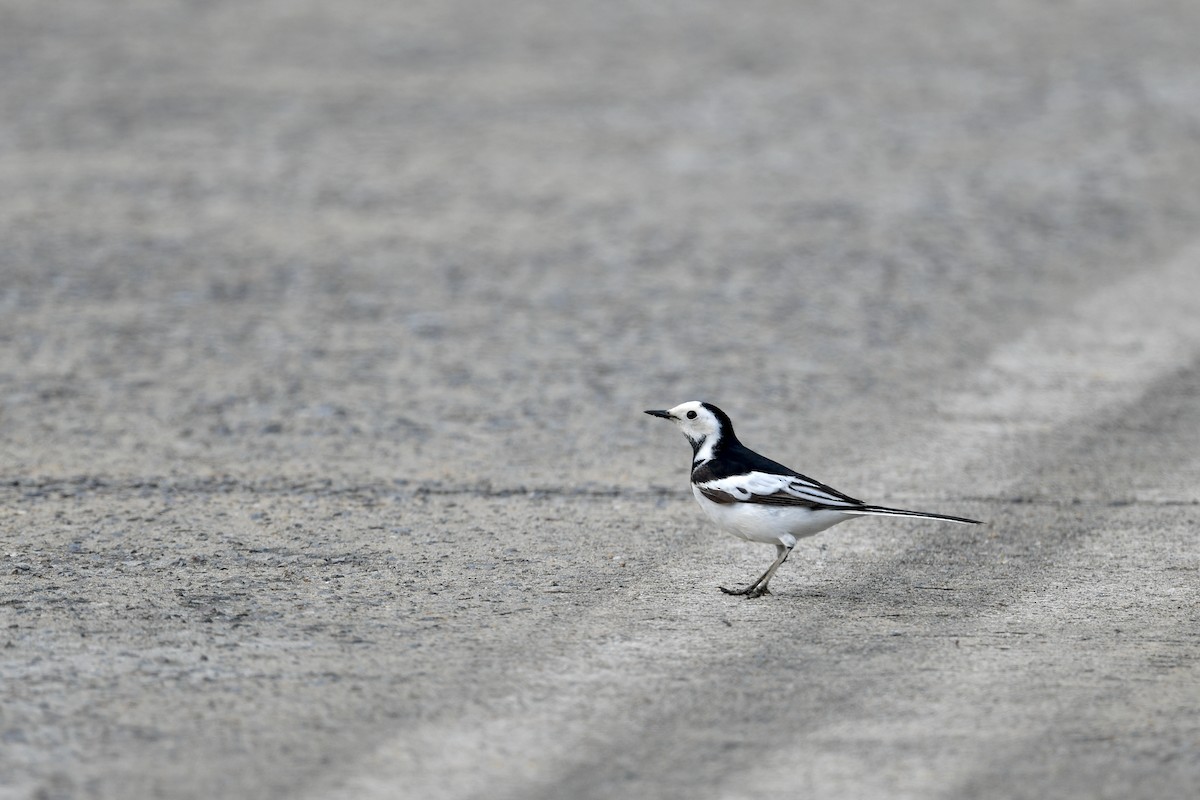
[666,401,722,463]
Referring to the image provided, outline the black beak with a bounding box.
[644,409,672,419]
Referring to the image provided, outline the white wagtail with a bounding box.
[646,401,981,598]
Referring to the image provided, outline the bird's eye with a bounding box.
[686,410,697,419]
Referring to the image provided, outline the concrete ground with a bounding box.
[2,1,1199,798]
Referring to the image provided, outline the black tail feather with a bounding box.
[849,505,982,525]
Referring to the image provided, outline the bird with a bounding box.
[645,401,981,598]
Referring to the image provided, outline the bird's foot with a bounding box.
[719,584,771,598]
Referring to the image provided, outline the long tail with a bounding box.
[844,505,981,525]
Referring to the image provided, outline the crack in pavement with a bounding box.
[0,476,677,501]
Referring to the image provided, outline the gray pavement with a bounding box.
[2,1,1199,798]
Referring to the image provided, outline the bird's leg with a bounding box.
[720,544,793,598]
[719,545,787,597]
[750,544,794,597]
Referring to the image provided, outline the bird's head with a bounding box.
[644,401,734,463]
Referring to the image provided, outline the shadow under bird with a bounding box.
[645,401,981,598]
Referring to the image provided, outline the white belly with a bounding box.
[692,485,853,547]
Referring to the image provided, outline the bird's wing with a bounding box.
[696,471,863,509]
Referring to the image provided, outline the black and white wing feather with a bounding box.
[694,471,863,509]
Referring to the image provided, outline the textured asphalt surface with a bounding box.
[3,1,1200,798]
